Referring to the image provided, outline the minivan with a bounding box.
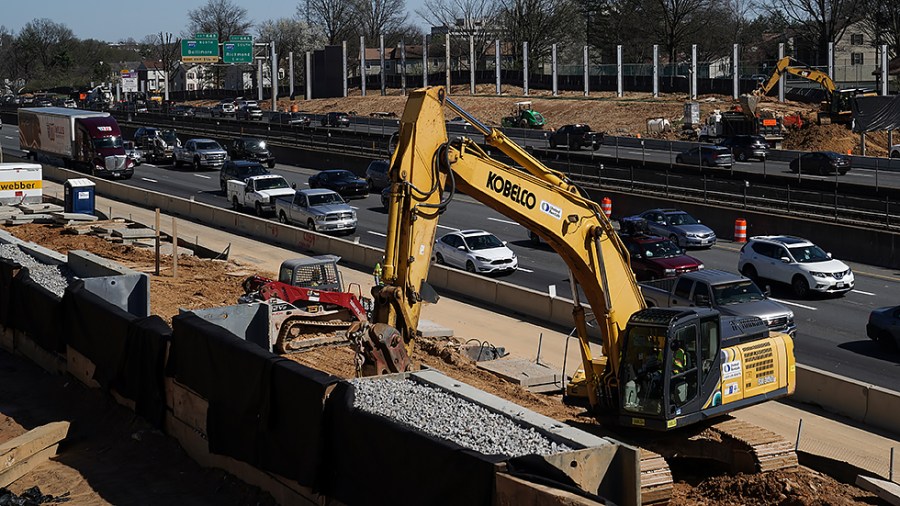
[365,159,390,190]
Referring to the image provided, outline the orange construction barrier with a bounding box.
[734,219,747,243]
[290,104,299,112]
[601,197,612,218]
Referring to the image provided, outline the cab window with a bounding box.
[673,278,693,299]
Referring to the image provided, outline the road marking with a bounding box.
[852,289,875,296]
[194,174,211,179]
[367,231,386,237]
[518,267,534,273]
[769,297,817,310]
[488,217,519,226]
[3,136,14,140]
[141,177,158,183]
[143,163,157,168]
[437,224,459,231]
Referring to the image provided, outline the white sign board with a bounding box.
[122,77,138,93]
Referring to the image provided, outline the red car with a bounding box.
[622,234,704,281]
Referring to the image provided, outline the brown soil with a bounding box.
[193,88,878,155]
[0,222,878,505]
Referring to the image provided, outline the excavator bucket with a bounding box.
[740,94,759,116]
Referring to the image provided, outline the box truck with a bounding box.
[0,163,42,205]
[18,107,134,179]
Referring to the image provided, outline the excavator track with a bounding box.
[707,418,798,473]
[276,318,354,354]
[639,449,673,505]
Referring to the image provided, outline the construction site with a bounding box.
[1,86,899,505]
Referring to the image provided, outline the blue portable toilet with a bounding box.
[63,178,96,215]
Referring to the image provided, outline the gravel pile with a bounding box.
[351,378,572,457]
[0,244,74,297]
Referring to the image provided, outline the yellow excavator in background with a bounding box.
[353,86,796,433]
[752,56,876,124]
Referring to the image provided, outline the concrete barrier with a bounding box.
[863,385,900,434]
[794,365,869,420]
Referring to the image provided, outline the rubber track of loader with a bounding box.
[640,449,673,505]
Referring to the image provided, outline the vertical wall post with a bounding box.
[342,41,348,97]
[270,41,277,112]
[583,45,589,97]
[882,44,889,96]
[423,34,428,87]
[616,44,623,97]
[828,42,835,80]
[379,34,386,96]
[400,39,407,95]
[469,35,475,95]
[495,39,501,95]
[552,43,558,96]
[523,41,529,96]
[360,36,366,97]
[691,44,698,100]
[445,33,451,93]
[653,44,659,97]
[289,51,294,98]
[257,59,263,101]
[778,42,785,102]
[305,51,312,100]
[733,43,739,99]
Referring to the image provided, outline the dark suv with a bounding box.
[219,160,270,191]
[675,145,734,168]
[549,124,603,150]
[322,112,350,127]
[226,137,276,168]
[719,135,769,162]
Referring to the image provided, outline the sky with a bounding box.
[2,0,429,43]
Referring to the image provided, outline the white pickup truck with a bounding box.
[226,174,295,216]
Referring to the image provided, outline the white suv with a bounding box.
[738,236,853,298]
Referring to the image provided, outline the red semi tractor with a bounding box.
[18,107,134,179]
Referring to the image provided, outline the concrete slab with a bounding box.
[20,203,64,214]
[111,228,158,239]
[4,214,54,225]
[477,357,562,393]
[856,476,900,506]
[417,318,453,338]
[51,212,99,222]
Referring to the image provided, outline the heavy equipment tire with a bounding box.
[435,253,445,265]
[466,260,477,273]
[792,276,810,298]
[307,219,316,231]
[232,197,241,211]
[255,202,264,217]
[741,264,758,281]
[737,152,747,162]
[278,211,288,224]
[519,119,528,128]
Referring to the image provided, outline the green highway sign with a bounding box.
[230,35,252,42]
[195,33,218,40]
[181,39,219,63]
[223,41,253,64]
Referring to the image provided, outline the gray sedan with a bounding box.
[635,208,716,248]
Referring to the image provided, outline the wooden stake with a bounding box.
[172,216,178,278]
[155,208,160,276]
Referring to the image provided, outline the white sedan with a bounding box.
[433,229,517,275]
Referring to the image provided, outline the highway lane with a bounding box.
[3,124,899,389]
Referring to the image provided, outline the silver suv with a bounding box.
[738,235,853,298]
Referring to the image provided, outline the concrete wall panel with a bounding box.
[794,365,869,420]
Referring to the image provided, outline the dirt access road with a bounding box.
[0,222,880,505]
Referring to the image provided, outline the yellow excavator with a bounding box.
[753,56,876,124]
[351,86,796,434]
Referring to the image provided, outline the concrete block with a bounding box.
[20,203,64,214]
[417,319,453,338]
[477,358,561,393]
[0,229,68,265]
[794,365,869,422]
[51,212,98,222]
[856,476,900,506]
[863,385,900,437]
[111,227,158,239]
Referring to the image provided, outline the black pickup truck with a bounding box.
[548,124,603,150]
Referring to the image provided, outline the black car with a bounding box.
[322,112,350,127]
[549,124,603,150]
[675,146,734,168]
[226,137,276,168]
[171,105,196,117]
[308,169,369,199]
[718,135,769,162]
[219,160,270,191]
[271,112,310,127]
[789,151,850,175]
[365,159,390,190]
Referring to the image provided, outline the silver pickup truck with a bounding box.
[275,188,357,235]
[641,269,796,336]
[173,138,227,170]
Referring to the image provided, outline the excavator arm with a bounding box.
[756,56,836,96]
[371,87,645,408]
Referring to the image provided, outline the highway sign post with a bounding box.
[181,33,219,63]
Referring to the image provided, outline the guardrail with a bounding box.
[38,161,900,440]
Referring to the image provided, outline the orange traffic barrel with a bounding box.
[290,104,299,112]
[734,219,747,243]
[601,197,612,218]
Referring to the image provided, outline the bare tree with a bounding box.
[16,18,75,72]
[417,0,501,70]
[351,0,409,42]
[306,0,356,45]
[858,0,900,61]
[186,0,254,41]
[140,32,182,96]
[762,0,866,64]
[257,16,326,85]
[497,0,578,65]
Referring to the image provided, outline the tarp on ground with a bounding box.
[168,312,340,486]
[852,95,900,132]
[321,381,505,506]
[9,268,64,353]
